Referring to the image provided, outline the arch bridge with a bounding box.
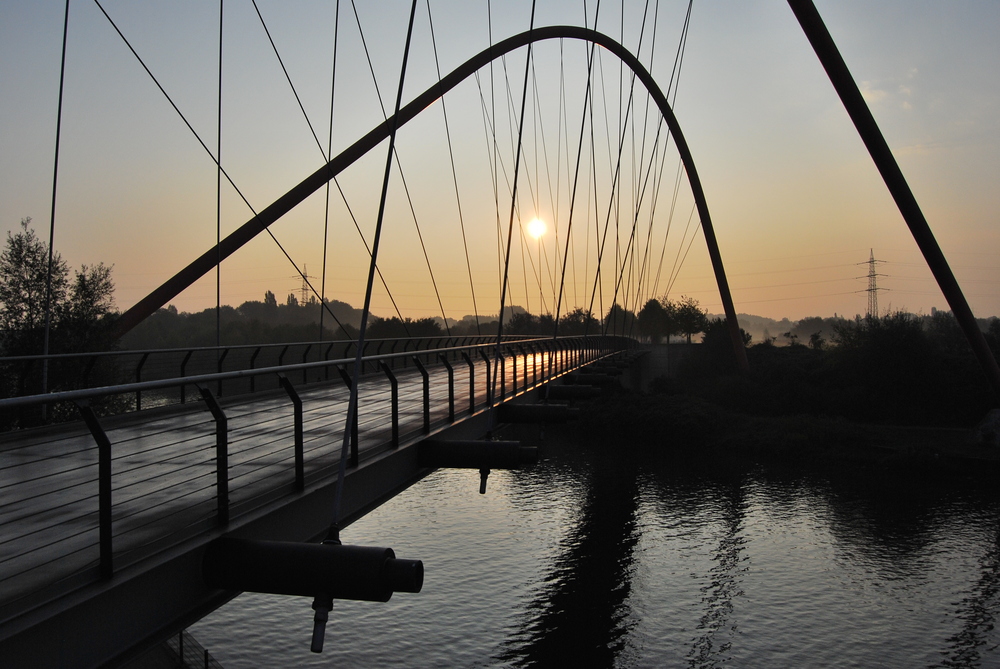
[1,1,996,666]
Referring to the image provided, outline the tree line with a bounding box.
[674,308,1000,427]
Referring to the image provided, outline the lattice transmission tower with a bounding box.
[864,249,886,318]
[289,264,315,305]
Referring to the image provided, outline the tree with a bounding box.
[0,218,69,351]
[637,299,667,343]
[781,331,801,346]
[558,308,599,335]
[506,311,537,335]
[700,316,752,371]
[672,296,708,344]
[656,297,680,342]
[366,316,443,339]
[0,218,117,356]
[56,262,116,351]
[603,303,636,336]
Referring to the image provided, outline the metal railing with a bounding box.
[0,335,541,426]
[0,335,635,623]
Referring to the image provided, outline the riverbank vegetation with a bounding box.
[585,309,1000,466]
[675,310,999,427]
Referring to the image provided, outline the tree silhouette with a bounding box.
[0,218,116,356]
[672,295,708,344]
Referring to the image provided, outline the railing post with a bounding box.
[277,374,305,491]
[379,361,399,447]
[249,347,261,393]
[531,344,538,385]
[83,354,98,387]
[461,351,476,414]
[336,367,359,466]
[198,386,229,526]
[323,343,335,381]
[135,352,150,411]
[362,341,372,374]
[176,350,194,404]
[216,348,230,397]
[438,353,455,422]
[301,344,313,384]
[498,354,505,400]
[510,346,517,394]
[478,349,492,407]
[412,356,430,434]
[75,401,113,580]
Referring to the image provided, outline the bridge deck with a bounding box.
[0,349,559,626]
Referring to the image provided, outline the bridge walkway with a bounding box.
[0,345,573,626]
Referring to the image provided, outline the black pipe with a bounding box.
[496,403,579,424]
[202,537,423,602]
[418,439,537,469]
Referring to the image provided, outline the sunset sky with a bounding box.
[2,1,998,324]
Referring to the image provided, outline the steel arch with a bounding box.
[112,25,749,371]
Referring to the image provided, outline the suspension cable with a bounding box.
[553,3,601,337]
[91,0,349,334]
[215,0,223,351]
[490,0,537,427]
[319,0,340,340]
[254,0,414,335]
[349,0,452,335]
[426,0,481,334]
[252,0,326,160]
[331,0,420,531]
[41,0,71,403]
[651,0,695,299]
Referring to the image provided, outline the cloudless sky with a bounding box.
[1,1,998,323]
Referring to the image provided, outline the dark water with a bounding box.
[191,428,1000,667]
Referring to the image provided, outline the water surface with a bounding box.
[192,429,1000,667]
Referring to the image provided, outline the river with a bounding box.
[190,425,1000,667]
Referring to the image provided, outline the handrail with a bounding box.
[0,335,633,411]
[0,334,542,364]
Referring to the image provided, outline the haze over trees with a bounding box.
[123,296,633,348]
[123,291,364,349]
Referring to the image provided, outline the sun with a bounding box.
[527,218,547,239]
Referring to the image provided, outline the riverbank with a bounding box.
[573,389,997,469]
